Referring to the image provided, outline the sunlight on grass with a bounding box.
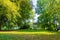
[0,31,56,35]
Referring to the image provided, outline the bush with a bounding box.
[20,25,30,29]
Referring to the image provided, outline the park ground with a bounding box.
[0,30,60,40]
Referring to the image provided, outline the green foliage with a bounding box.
[37,0,60,31]
[0,0,34,30]
[17,0,34,28]
[0,0,20,30]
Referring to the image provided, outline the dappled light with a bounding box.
[0,31,56,35]
[0,0,60,40]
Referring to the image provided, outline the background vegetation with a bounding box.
[0,0,60,31]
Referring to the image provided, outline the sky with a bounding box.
[30,0,39,22]
[31,0,37,6]
[31,0,37,9]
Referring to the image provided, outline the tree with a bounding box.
[0,0,20,30]
[37,0,60,31]
[0,0,34,30]
[16,0,34,29]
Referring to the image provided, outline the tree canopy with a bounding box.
[0,0,34,30]
[37,0,60,31]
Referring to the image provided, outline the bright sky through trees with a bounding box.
[31,0,39,22]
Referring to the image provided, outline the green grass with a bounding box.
[0,31,56,35]
[18,29,51,32]
[0,33,60,40]
[0,31,60,40]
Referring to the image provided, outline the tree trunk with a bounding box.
[0,21,2,31]
[0,26,1,31]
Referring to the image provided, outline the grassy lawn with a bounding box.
[0,31,60,40]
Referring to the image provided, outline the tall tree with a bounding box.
[37,0,60,31]
[17,0,34,28]
[0,0,20,30]
[0,0,34,30]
